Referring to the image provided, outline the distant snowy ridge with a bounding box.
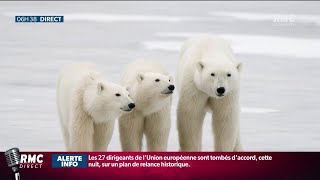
[142,32,320,59]
[64,13,197,22]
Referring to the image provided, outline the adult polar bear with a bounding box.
[177,36,242,152]
[119,59,175,151]
[57,63,135,151]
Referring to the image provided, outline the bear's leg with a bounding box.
[93,120,115,151]
[61,124,70,150]
[233,131,242,151]
[211,95,240,152]
[69,113,94,151]
[177,95,207,151]
[119,111,144,151]
[145,106,171,151]
[57,107,70,150]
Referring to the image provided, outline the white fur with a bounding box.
[57,63,134,151]
[177,36,243,152]
[119,59,174,151]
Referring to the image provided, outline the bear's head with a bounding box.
[129,72,174,114]
[83,81,135,123]
[194,60,242,99]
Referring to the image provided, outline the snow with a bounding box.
[241,108,279,114]
[144,33,320,59]
[0,1,320,152]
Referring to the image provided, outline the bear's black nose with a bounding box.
[217,87,225,94]
[168,85,175,91]
[128,103,135,109]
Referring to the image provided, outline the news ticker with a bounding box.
[20,153,273,168]
[1,152,320,179]
[15,16,64,23]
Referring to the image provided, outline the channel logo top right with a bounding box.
[272,14,297,26]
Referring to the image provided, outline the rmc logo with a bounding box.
[20,154,44,168]
[273,14,296,25]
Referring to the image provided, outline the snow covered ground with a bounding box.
[0,1,320,151]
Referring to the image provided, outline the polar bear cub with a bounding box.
[57,63,135,151]
[119,59,174,151]
[177,36,242,152]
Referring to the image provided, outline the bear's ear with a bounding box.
[136,74,144,82]
[97,82,104,93]
[196,61,204,71]
[236,62,243,72]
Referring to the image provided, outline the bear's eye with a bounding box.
[115,93,121,97]
[227,73,231,77]
[211,73,215,76]
[169,79,171,82]
[155,79,160,82]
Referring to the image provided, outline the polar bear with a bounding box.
[119,59,174,151]
[57,63,135,151]
[177,36,242,152]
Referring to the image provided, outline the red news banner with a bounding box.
[1,152,319,179]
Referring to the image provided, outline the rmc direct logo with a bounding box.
[20,154,44,168]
